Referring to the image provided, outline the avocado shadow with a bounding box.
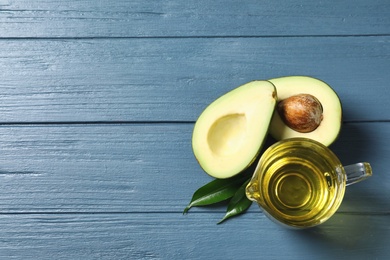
[329,122,377,165]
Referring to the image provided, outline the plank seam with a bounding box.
[0,211,388,215]
[0,34,389,40]
[0,120,388,126]
[0,121,195,126]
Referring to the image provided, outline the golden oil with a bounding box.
[246,138,346,228]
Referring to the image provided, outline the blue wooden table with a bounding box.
[0,1,389,259]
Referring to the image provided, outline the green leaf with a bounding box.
[183,174,249,214]
[217,180,252,224]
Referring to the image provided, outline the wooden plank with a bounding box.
[1,1,387,259]
[0,123,388,214]
[0,0,389,38]
[0,36,389,122]
[0,212,389,259]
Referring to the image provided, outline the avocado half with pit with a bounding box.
[192,81,277,179]
[269,76,342,146]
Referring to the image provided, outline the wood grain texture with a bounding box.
[0,213,389,259]
[1,0,389,259]
[0,36,389,122]
[0,123,388,214]
[0,0,389,38]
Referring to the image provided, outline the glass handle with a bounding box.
[344,162,372,186]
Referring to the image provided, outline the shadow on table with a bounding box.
[330,122,378,164]
[284,187,389,258]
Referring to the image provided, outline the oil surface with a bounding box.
[265,157,333,220]
[252,139,346,227]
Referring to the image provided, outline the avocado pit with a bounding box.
[277,94,323,133]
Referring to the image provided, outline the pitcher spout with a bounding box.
[245,181,261,202]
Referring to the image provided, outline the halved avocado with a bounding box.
[269,76,342,146]
[192,81,277,179]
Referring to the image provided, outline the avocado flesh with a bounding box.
[192,81,277,179]
[269,76,342,146]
